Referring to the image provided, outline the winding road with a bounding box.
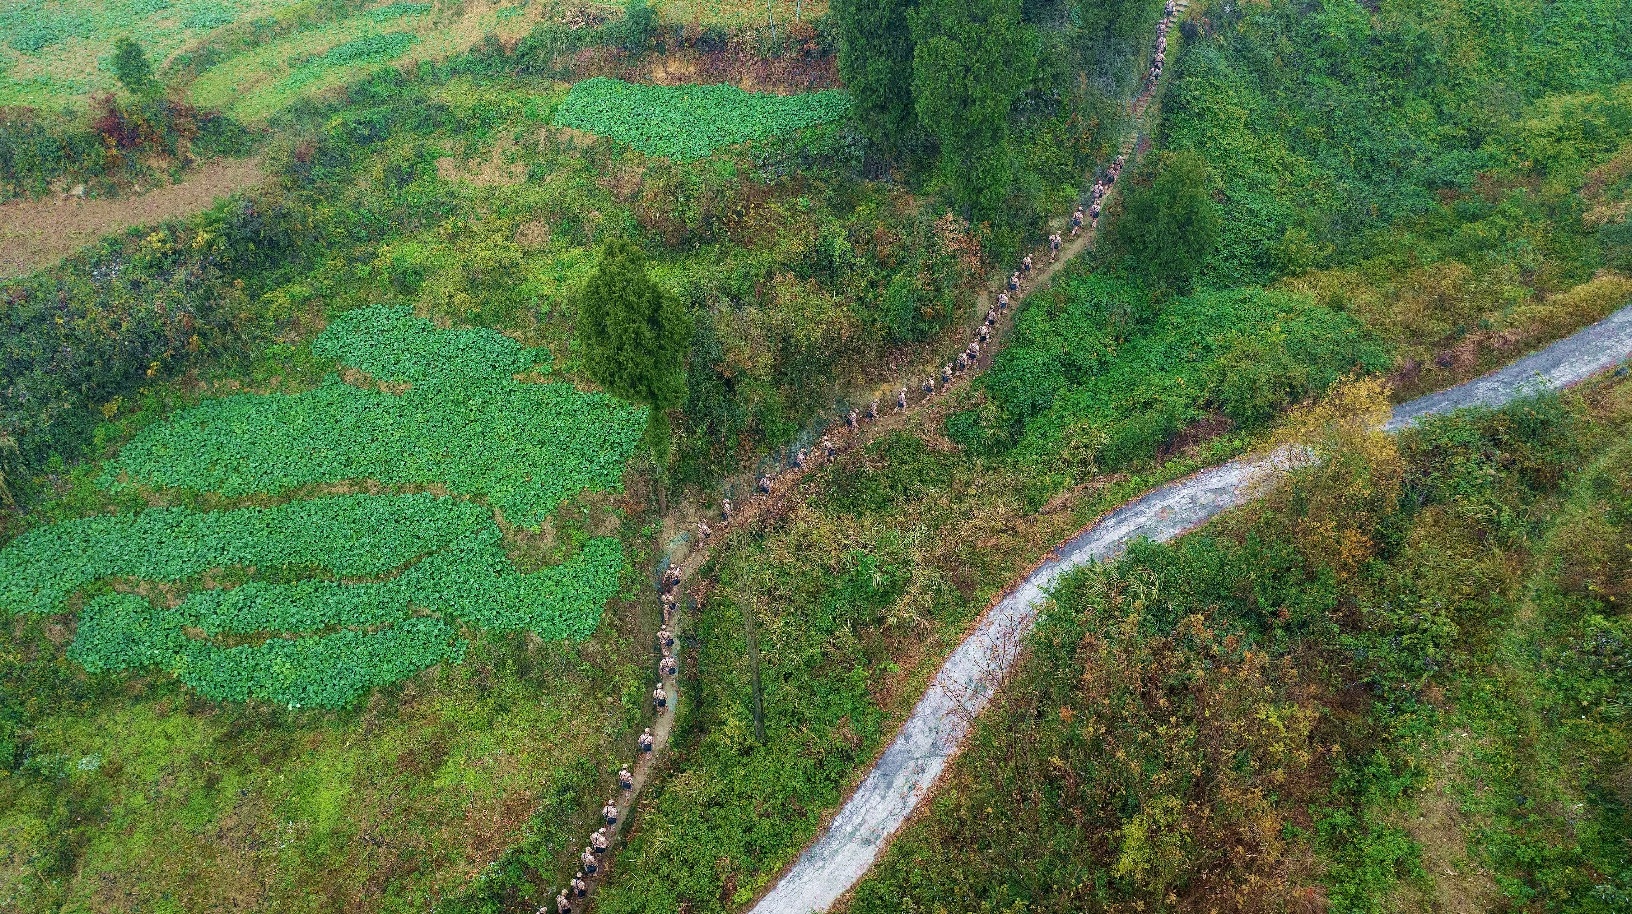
[747,304,1632,913]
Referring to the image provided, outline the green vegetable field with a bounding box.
[553,77,852,160]
[1,306,642,708]
[105,305,647,528]
[0,490,625,707]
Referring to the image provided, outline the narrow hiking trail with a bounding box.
[564,1,1190,907]
[744,303,1632,914]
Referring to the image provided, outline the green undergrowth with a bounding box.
[552,78,853,161]
[104,305,647,529]
[1144,0,1632,396]
[952,268,1387,485]
[849,379,1632,913]
[594,432,1128,913]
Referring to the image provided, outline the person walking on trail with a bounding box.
[1090,200,1102,221]
[1165,0,1175,15]
[1049,232,1062,260]
[603,799,619,825]
[847,408,858,429]
[956,352,970,372]
[722,498,734,521]
[1008,272,1021,294]
[758,475,772,494]
[1071,207,1084,235]
[660,653,677,676]
[618,766,634,791]
[978,324,990,343]
[659,626,674,648]
[591,829,609,854]
[897,387,908,411]
[572,873,589,898]
[1021,253,1034,275]
[697,520,711,543]
[822,436,836,459]
[922,377,936,397]
[653,683,668,711]
[582,847,599,874]
[941,364,953,384]
[557,890,573,914]
[791,449,806,469]
[638,728,654,753]
[997,292,1010,312]
[867,399,879,420]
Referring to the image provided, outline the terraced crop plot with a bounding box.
[0,0,539,116]
[553,77,851,160]
[105,305,647,529]
[2,307,642,707]
[0,0,306,109]
[0,492,625,707]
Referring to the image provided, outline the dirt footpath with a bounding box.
[0,157,265,278]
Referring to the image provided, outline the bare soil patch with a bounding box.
[0,157,265,278]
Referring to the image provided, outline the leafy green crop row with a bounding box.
[104,306,647,528]
[552,77,851,160]
[2,489,623,704]
[173,533,624,640]
[0,492,490,616]
[71,594,468,708]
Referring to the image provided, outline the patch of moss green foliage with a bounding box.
[0,491,624,705]
[552,77,853,160]
[71,596,467,709]
[955,269,1387,471]
[104,306,647,529]
[0,492,485,614]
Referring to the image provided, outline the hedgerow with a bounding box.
[103,306,647,528]
[552,77,851,160]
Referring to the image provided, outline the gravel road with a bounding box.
[748,302,1632,914]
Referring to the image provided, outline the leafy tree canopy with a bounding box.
[111,37,153,93]
[910,0,1035,219]
[1109,149,1221,292]
[576,239,692,418]
[833,0,919,151]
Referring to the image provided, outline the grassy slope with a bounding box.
[595,0,1632,911]
[0,31,979,912]
[846,375,1632,914]
[0,75,666,914]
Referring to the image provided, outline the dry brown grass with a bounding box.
[0,157,265,278]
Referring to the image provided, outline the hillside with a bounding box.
[0,0,1629,911]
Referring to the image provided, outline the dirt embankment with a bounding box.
[0,157,265,279]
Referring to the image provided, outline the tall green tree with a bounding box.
[910,0,1034,219]
[111,38,153,93]
[833,0,919,151]
[576,239,692,450]
[1109,150,1221,292]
